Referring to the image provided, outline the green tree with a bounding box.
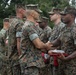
[0,0,69,29]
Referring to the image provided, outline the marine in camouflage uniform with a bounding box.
[6,16,16,75]
[20,20,45,75]
[7,16,16,56]
[38,16,52,75]
[8,4,26,75]
[0,18,9,75]
[58,23,76,75]
[49,22,65,42]
[48,7,65,75]
[8,17,24,75]
[0,28,7,74]
[0,28,7,75]
[49,7,76,75]
[48,7,65,42]
[26,4,43,37]
[39,17,52,43]
[20,10,51,75]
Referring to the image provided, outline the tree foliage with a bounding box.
[0,0,69,28]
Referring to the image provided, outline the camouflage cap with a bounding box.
[9,15,16,19]
[15,3,25,10]
[37,16,48,23]
[3,18,9,22]
[48,7,61,15]
[26,4,42,13]
[60,6,76,16]
[42,16,48,21]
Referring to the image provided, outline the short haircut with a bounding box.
[15,3,25,10]
[65,7,76,16]
[3,18,9,22]
[25,9,39,18]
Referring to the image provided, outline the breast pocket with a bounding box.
[60,33,72,43]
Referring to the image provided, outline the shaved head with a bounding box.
[25,9,39,18]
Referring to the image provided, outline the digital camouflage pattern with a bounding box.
[39,26,52,75]
[8,17,24,75]
[58,23,76,75]
[48,22,65,75]
[40,26,52,43]
[0,28,8,61]
[49,22,65,42]
[0,28,8,75]
[24,67,40,75]
[49,22,65,65]
[20,20,45,68]
[0,28,6,37]
[24,66,52,75]
[8,17,24,58]
[0,28,7,54]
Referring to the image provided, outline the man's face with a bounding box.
[33,13,41,23]
[61,14,71,24]
[4,22,9,26]
[4,22,9,29]
[50,13,58,21]
[39,21,47,29]
[21,8,26,17]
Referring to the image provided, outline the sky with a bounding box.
[8,0,11,5]
[5,0,11,8]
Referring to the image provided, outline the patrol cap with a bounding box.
[42,16,48,21]
[60,7,76,16]
[48,7,61,15]
[9,15,16,19]
[15,3,25,10]
[26,4,42,13]
[3,18,9,22]
[37,16,48,23]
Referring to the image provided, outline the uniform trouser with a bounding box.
[24,66,40,75]
[2,64,8,75]
[58,58,76,75]
[7,65,13,75]
[41,64,52,75]
[12,64,21,75]
[12,60,21,75]
[49,64,58,75]
[49,57,59,75]
[58,63,76,75]
[23,66,52,75]
[7,60,21,75]
[0,61,8,75]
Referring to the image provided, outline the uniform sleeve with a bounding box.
[22,26,39,41]
[16,22,23,38]
[16,32,22,38]
[10,18,23,38]
[0,28,6,38]
[72,27,76,45]
[0,52,5,59]
[29,33,39,41]
[47,28,52,38]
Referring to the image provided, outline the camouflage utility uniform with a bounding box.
[49,22,65,75]
[39,26,52,75]
[0,28,8,75]
[49,22,65,62]
[8,17,24,75]
[40,26,52,43]
[49,22,65,42]
[20,20,45,75]
[58,23,76,75]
